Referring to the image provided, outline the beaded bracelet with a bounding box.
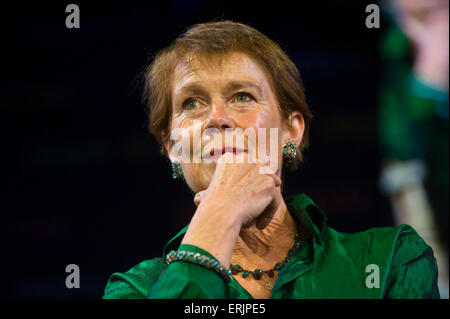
[165,250,233,282]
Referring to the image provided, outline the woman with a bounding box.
[103,21,439,299]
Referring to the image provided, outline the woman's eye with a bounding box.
[235,92,254,103]
[182,98,200,110]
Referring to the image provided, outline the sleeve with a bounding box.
[103,244,229,299]
[103,277,146,299]
[147,244,228,299]
[103,258,167,299]
[385,225,440,299]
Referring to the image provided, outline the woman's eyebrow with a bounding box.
[223,80,263,96]
[175,83,208,98]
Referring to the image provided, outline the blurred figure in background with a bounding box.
[378,0,449,298]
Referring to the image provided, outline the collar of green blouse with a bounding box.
[161,193,328,259]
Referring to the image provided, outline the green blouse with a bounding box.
[103,193,440,299]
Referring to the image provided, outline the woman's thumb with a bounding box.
[194,191,205,207]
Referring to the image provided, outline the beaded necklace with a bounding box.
[229,234,302,290]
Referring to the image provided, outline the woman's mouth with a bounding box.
[203,146,246,161]
[211,146,245,156]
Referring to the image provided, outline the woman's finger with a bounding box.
[271,173,282,187]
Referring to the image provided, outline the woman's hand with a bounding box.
[181,151,282,268]
[194,152,282,226]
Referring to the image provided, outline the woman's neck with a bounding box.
[231,199,298,268]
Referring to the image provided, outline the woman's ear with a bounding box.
[282,111,305,146]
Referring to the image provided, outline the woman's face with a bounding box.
[164,52,304,193]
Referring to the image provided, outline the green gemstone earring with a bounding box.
[171,162,183,179]
[282,141,297,161]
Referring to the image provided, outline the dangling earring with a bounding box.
[282,141,297,161]
[171,162,183,179]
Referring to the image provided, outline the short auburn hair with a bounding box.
[142,20,313,168]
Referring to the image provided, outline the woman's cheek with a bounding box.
[253,113,281,173]
[169,116,196,162]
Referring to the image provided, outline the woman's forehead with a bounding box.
[172,52,270,93]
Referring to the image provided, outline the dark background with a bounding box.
[3,1,391,298]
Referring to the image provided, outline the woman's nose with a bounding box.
[204,102,235,132]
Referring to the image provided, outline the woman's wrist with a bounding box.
[181,202,243,268]
[165,249,233,282]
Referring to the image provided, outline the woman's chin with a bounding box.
[184,163,217,193]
